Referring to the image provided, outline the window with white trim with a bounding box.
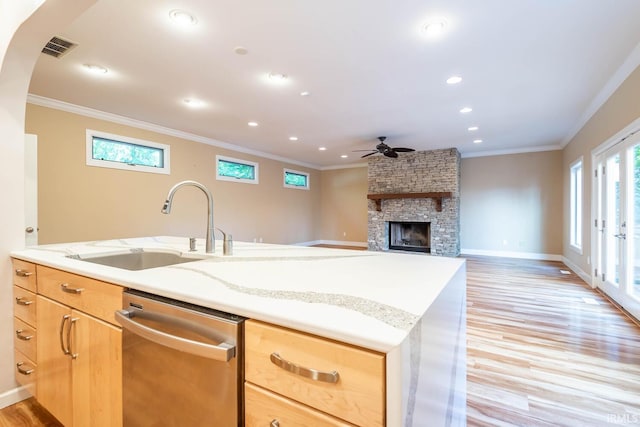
[86,129,170,174]
[283,168,309,190]
[570,158,583,252]
[216,155,259,184]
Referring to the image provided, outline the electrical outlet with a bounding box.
[502,239,508,246]
[343,231,347,237]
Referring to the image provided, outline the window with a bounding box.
[570,158,583,252]
[216,155,259,184]
[86,129,170,174]
[283,169,309,190]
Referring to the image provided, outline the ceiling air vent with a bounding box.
[41,36,77,58]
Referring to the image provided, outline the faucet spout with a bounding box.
[161,180,215,253]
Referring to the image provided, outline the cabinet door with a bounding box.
[72,310,122,427]
[36,296,73,427]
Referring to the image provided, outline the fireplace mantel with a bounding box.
[367,192,453,212]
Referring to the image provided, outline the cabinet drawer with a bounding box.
[14,317,36,361]
[13,285,37,327]
[14,350,36,396]
[245,382,355,427]
[37,266,123,325]
[12,259,37,292]
[245,320,385,427]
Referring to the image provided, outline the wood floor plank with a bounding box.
[466,256,640,427]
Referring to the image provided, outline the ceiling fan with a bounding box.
[355,136,415,158]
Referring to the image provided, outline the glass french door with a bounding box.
[595,135,640,319]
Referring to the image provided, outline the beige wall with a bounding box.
[26,104,322,245]
[460,151,563,256]
[319,166,368,243]
[563,64,640,277]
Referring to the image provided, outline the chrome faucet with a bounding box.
[161,180,215,253]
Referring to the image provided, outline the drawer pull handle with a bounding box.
[15,269,33,277]
[60,283,84,294]
[270,420,280,427]
[15,297,33,306]
[270,352,340,384]
[16,362,34,376]
[15,329,33,341]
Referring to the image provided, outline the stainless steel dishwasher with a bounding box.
[115,290,245,426]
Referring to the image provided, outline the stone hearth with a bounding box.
[367,148,460,257]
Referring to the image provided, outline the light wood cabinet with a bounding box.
[12,260,38,396]
[245,320,385,427]
[9,262,126,427]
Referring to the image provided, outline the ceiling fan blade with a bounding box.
[384,150,398,158]
[393,147,415,152]
[361,152,378,158]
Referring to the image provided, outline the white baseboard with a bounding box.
[295,240,368,248]
[460,248,562,261]
[561,256,592,286]
[0,386,31,410]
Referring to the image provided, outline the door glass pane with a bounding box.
[606,154,621,286]
[632,145,640,300]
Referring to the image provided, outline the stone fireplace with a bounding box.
[367,148,460,257]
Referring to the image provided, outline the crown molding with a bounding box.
[461,144,562,159]
[26,94,322,170]
[561,39,640,148]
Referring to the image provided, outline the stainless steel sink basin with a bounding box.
[68,249,207,271]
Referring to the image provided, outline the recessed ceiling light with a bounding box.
[248,121,259,127]
[446,76,462,85]
[460,107,473,114]
[300,91,311,97]
[268,73,288,82]
[289,136,299,141]
[468,126,479,131]
[421,18,448,38]
[234,46,248,55]
[473,139,483,144]
[318,147,327,151]
[340,154,348,158]
[82,63,108,75]
[183,98,204,108]
[169,9,197,26]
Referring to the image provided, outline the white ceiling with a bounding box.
[28,0,640,168]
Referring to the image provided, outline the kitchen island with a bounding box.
[11,236,466,426]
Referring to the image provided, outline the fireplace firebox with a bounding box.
[388,221,430,253]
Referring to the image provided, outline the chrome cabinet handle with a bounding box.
[269,353,340,384]
[15,329,33,341]
[68,317,79,359]
[60,283,84,294]
[15,297,33,306]
[270,420,280,427]
[16,362,34,376]
[60,315,70,355]
[15,269,33,277]
[115,309,236,362]
[614,233,627,239]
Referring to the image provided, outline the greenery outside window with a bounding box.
[216,155,259,184]
[86,129,170,174]
[284,169,309,190]
[570,157,583,253]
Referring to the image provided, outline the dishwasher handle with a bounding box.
[115,309,236,362]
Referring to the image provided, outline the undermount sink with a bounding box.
[67,249,207,271]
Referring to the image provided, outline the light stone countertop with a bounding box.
[11,236,465,353]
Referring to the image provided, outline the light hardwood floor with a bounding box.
[466,256,640,426]
[2,255,639,426]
